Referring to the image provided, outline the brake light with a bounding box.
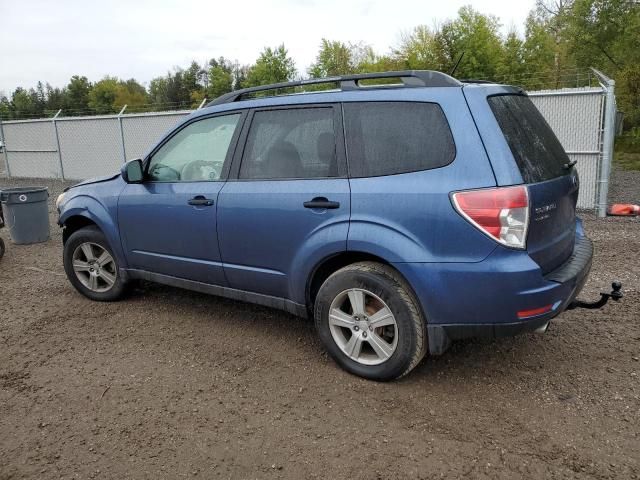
[452,185,529,249]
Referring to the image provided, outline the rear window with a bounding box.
[343,102,455,177]
[488,95,569,183]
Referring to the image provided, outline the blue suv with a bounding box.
[57,71,593,380]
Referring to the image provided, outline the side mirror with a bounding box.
[121,158,144,184]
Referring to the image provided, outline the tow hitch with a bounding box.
[568,282,623,310]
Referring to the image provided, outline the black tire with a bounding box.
[314,261,427,381]
[0,237,5,259]
[63,226,127,301]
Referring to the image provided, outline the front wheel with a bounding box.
[314,262,427,381]
[63,226,127,301]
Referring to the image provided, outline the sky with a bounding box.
[0,0,535,95]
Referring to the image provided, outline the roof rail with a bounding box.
[459,79,496,84]
[206,70,461,107]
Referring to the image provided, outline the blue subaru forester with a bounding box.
[57,71,595,380]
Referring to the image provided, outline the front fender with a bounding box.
[58,195,127,269]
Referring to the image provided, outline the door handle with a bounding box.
[303,197,340,209]
[188,195,214,206]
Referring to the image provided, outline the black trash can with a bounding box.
[0,187,50,244]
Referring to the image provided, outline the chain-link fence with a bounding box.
[529,88,604,212]
[0,73,617,214]
[0,109,191,180]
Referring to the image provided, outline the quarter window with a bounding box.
[148,114,241,182]
[343,102,455,177]
[239,108,338,180]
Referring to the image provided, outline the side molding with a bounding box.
[126,269,308,318]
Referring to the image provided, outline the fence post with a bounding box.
[52,109,65,180]
[592,68,615,218]
[118,105,128,163]
[0,118,11,177]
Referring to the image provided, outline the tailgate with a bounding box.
[485,93,578,273]
[527,175,578,273]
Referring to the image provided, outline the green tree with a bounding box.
[0,95,10,119]
[148,76,169,107]
[232,64,250,90]
[244,45,296,88]
[114,79,148,111]
[566,0,638,70]
[45,83,66,114]
[521,13,558,89]
[522,2,575,88]
[183,61,206,106]
[435,6,504,79]
[565,0,640,128]
[34,82,47,113]
[309,39,356,77]
[148,68,193,108]
[497,30,527,82]
[65,75,91,112]
[166,70,191,105]
[394,25,440,70]
[531,0,640,127]
[88,77,119,114]
[207,57,234,99]
[617,64,640,129]
[11,88,38,117]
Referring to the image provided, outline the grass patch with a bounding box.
[614,131,640,171]
[615,151,640,170]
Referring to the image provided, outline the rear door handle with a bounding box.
[303,197,340,209]
[188,195,214,206]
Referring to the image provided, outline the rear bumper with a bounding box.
[393,222,593,354]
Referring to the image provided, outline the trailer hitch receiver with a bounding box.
[568,281,623,310]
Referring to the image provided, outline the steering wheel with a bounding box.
[181,161,221,181]
[149,163,180,181]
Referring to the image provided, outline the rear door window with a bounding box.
[343,102,455,177]
[239,107,338,180]
[488,94,569,183]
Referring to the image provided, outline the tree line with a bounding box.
[1,0,638,130]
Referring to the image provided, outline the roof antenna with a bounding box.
[449,52,465,76]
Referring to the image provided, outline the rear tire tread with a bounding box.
[315,261,427,380]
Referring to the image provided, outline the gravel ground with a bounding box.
[0,170,638,479]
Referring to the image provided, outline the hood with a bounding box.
[64,173,121,192]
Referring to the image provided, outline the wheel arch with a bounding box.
[306,251,424,320]
[59,198,127,269]
[61,214,99,244]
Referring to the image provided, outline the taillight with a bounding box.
[451,185,529,249]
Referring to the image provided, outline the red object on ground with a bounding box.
[608,204,640,216]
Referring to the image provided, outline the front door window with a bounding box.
[148,114,241,182]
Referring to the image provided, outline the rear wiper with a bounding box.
[563,159,577,170]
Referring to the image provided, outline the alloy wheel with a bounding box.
[72,242,117,293]
[328,288,398,365]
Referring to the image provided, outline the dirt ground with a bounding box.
[0,170,638,480]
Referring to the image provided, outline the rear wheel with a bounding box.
[63,226,127,301]
[314,262,427,381]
